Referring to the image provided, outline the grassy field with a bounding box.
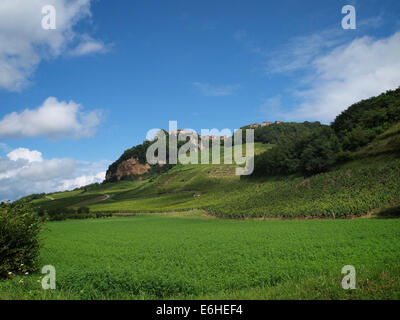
[1,212,399,300]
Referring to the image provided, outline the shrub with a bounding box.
[335,151,354,164]
[0,202,42,278]
[47,207,78,221]
[77,206,90,214]
[43,206,112,221]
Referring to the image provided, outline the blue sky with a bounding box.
[0,0,400,200]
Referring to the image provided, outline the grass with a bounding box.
[1,213,400,299]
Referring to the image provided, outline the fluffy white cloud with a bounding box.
[288,32,400,122]
[7,148,43,162]
[0,0,106,91]
[193,82,240,96]
[18,158,76,181]
[0,97,101,139]
[0,147,109,201]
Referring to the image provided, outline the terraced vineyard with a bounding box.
[31,152,400,220]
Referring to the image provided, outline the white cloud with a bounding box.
[265,16,385,75]
[0,152,74,184]
[266,28,347,75]
[193,82,240,96]
[7,148,43,162]
[287,32,400,122]
[0,147,109,201]
[59,171,105,191]
[0,96,102,139]
[260,16,399,123]
[0,0,107,91]
[18,158,75,181]
[69,35,107,56]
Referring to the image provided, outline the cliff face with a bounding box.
[105,157,150,182]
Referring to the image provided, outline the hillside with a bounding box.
[25,88,400,220]
[29,134,400,219]
[105,121,326,183]
[332,87,400,151]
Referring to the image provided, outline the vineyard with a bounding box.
[206,158,400,218]
[27,153,400,220]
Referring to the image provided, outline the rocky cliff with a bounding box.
[105,157,150,182]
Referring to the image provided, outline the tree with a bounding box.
[299,128,341,175]
[251,127,341,177]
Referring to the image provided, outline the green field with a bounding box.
[1,212,399,299]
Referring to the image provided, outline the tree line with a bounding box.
[251,87,400,177]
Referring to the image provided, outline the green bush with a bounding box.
[43,206,113,221]
[77,206,90,214]
[47,207,77,221]
[0,202,42,278]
